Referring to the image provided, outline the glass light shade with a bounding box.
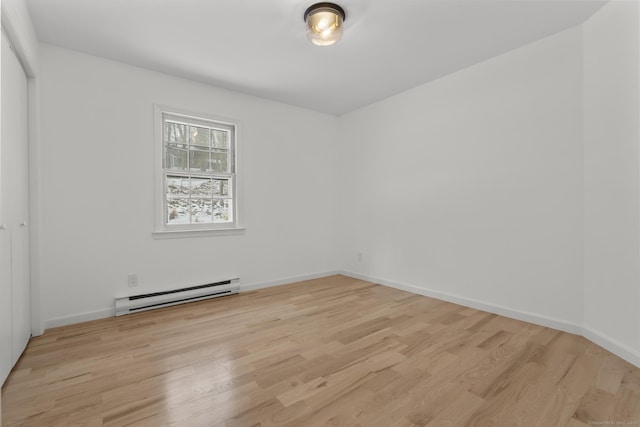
[305,6,344,46]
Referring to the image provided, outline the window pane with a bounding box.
[190,177,211,197]
[166,176,190,196]
[189,149,210,172]
[212,199,232,223]
[161,113,236,228]
[212,179,229,196]
[212,130,229,149]
[165,122,186,144]
[167,199,190,224]
[210,151,229,172]
[189,126,210,147]
[165,147,188,171]
[191,199,213,223]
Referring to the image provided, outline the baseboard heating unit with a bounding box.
[115,277,240,316]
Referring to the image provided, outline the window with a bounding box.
[155,106,239,235]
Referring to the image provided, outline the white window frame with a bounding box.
[153,105,244,238]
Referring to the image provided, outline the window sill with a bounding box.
[152,227,246,239]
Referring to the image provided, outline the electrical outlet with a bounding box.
[127,274,138,287]
[357,252,363,262]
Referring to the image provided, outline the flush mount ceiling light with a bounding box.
[304,2,346,46]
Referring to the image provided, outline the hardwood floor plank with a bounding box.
[595,356,636,394]
[609,387,640,422]
[424,391,484,426]
[572,388,617,424]
[533,350,603,427]
[2,275,639,426]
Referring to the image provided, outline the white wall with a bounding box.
[32,2,640,369]
[338,27,585,331]
[583,0,640,362]
[37,45,339,328]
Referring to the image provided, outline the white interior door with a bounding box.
[10,56,30,365]
[0,30,14,386]
[1,29,30,382]
[0,141,10,385]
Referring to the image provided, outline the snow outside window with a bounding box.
[157,109,237,232]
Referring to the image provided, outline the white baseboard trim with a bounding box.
[240,270,341,292]
[31,324,45,337]
[341,270,640,368]
[341,270,584,335]
[39,270,640,368]
[583,326,640,368]
[44,307,115,330]
[41,271,341,332]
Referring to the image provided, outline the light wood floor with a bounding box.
[2,275,639,426]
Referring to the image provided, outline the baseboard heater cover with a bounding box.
[115,277,239,316]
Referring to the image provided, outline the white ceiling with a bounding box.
[26,0,607,115]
